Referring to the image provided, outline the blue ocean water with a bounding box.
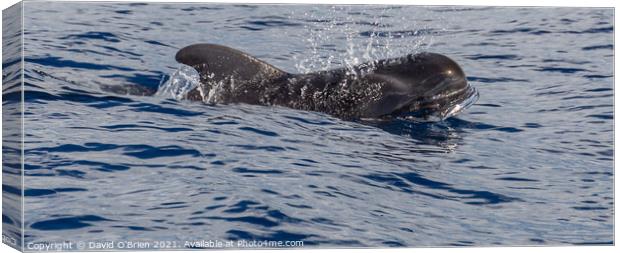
[5,2,614,248]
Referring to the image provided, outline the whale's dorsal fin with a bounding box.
[175,44,287,83]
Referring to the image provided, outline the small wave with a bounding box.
[26,56,134,71]
[59,31,122,42]
[31,215,112,231]
[582,44,613,51]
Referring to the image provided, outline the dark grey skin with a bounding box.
[174,43,477,121]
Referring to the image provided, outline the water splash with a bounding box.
[200,74,233,104]
[156,65,235,105]
[289,6,436,74]
[155,65,201,100]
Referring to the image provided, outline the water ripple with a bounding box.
[13,3,613,248]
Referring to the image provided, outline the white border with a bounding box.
[0,1,616,253]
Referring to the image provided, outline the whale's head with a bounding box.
[359,52,479,122]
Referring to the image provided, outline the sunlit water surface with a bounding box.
[3,2,613,248]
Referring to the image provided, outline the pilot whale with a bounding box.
[105,43,478,121]
[173,43,478,121]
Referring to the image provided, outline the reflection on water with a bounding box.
[2,2,613,248]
